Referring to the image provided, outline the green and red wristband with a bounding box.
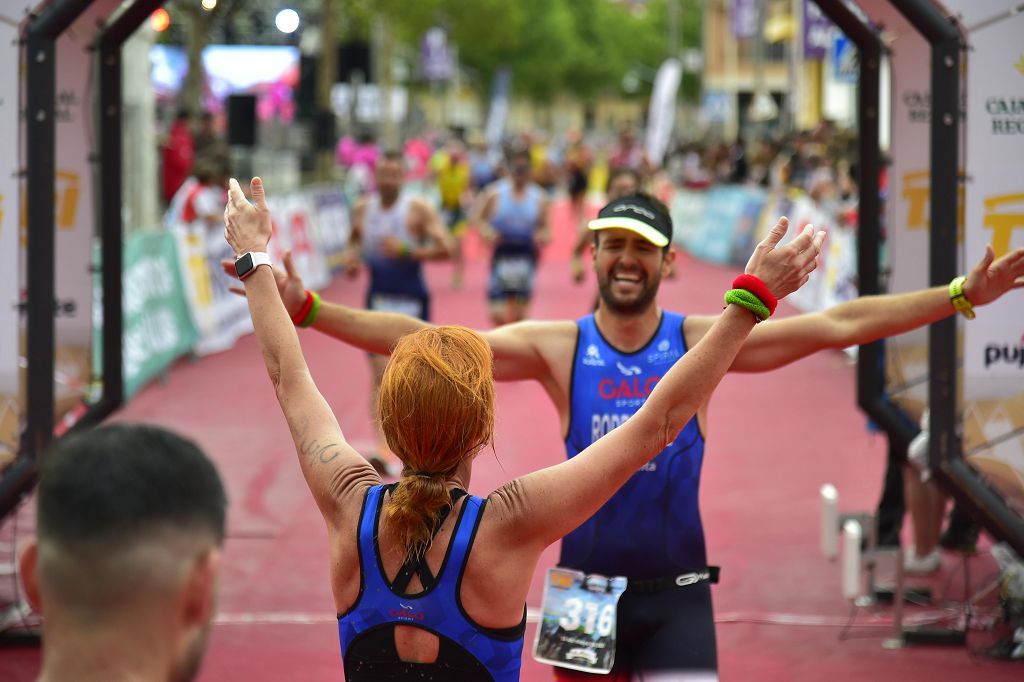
[291,290,322,327]
[732,274,777,315]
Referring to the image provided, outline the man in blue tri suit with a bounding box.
[342,151,452,475]
[234,190,1024,679]
[472,148,551,326]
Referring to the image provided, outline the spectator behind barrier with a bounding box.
[20,424,227,682]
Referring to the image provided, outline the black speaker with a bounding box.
[227,94,257,147]
[338,41,372,83]
[297,55,317,120]
[313,110,336,151]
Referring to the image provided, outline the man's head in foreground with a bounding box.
[21,423,227,682]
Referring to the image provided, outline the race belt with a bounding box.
[626,566,720,593]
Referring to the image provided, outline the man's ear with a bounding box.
[662,246,677,275]
[181,548,222,628]
[19,540,43,614]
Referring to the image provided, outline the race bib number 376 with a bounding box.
[533,568,627,674]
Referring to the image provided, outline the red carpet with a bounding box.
[1,198,1019,680]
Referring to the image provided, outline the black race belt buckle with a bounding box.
[627,566,720,593]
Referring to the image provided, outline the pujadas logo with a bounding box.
[984,335,1024,369]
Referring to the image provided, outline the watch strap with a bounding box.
[237,252,272,280]
[948,275,976,320]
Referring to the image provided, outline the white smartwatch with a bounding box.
[234,252,272,280]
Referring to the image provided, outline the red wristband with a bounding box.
[291,290,314,326]
[732,274,777,315]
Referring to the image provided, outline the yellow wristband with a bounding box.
[948,275,975,320]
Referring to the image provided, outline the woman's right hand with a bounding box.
[221,249,308,318]
[743,217,826,300]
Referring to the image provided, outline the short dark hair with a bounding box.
[508,148,531,166]
[37,424,227,551]
[380,150,404,165]
[605,167,641,193]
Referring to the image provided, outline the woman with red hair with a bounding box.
[223,176,818,680]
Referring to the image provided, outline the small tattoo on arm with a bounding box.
[298,437,344,465]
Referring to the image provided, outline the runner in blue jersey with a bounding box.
[472,149,551,325]
[236,184,1024,678]
[225,175,818,680]
[343,151,453,475]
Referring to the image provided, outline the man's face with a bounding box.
[375,159,404,198]
[510,158,532,184]
[593,228,673,316]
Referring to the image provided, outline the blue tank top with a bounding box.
[491,179,542,250]
[363,194,428,298]
[562,312,707,578]
[338,485,524,681]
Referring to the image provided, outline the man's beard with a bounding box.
[596,270,661,316]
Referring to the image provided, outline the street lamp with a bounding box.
[275,8,300,34]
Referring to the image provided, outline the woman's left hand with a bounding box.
[224,177,273,255]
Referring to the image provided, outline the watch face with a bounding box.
[235,253,254,279]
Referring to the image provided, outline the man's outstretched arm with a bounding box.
[685,245,1024,373]
[223,251,567,379]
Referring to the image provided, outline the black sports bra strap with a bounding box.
[388,488,468,594]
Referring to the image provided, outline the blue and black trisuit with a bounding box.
[362,194,430,321]
[487,179,543,302]
[338,484,525,681]
[559,311,718,677]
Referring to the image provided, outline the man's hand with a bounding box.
[378,236,408,259]
[962,246,1024,307]
[221,250,308,318]
[744,217,827,300]
[223,177,272,255]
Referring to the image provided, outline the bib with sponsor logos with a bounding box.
[533,567,628,674]
[562,312,707,579]
[493,254,535,291]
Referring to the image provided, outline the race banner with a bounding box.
[0,14,23,398]
[173,219,253,357]
[53,0,121,349]
[960,6,1024,513]
[94,232,198,398]
[310,187,351,272]
[962,9,1024,398]
[270,193,330,290]
[871,0,933,416]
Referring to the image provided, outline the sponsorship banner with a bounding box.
[960,7,1024,512]
[53,0,121,349]
[669,189,707,250]
[963,10,1024,398]
[0,10,26,466]
[310,187,351,272]
[803,0,833,60]
[173,219,254,357]
[878,3,933,415]
[269,192,330,290]
[94,232,198,398]
[688,185,766,265]
[0,19,21,399]
[732,0,759,40]
[170,186,350,356]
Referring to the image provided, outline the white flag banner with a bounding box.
[645,58,682,168]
